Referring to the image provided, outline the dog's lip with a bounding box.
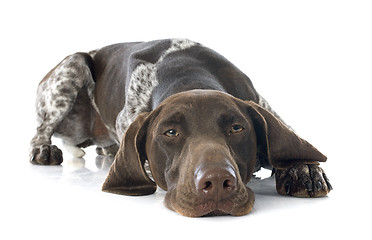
[174,199,245,217]
[165,187,254,217]
[173,201,229,217]
[164,190,226,217]
[196,200,234,217]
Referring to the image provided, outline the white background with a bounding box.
[1,0,371,239]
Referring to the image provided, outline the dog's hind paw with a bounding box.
[30,145,63,165]
[275,164,332,198]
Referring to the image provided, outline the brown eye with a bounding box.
[164,129,179,137]
[230,124,244,134]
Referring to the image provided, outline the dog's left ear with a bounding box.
[243,101,327,169]
[102,112,156,196]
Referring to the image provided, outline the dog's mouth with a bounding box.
[145,152,255,217]
[164,186,255,217]
[203,209,236,217]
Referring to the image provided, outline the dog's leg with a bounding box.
[96,144,119,157]
[62,141,86,158]
[30,53,95,165]
[246,101,331,197]
[275,164,332,197]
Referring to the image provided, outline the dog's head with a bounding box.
[102,90,326,217]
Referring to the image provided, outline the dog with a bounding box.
[30,39,332,217]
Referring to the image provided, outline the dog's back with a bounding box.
[30,39,279,163]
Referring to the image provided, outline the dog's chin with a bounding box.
[164,187,255,217]
[202,209,232,217]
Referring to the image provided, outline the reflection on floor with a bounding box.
[30,154,278,197]
[2,146,342,239]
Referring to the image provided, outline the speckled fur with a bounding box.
[275,164,332,197]
[30,39,287,162]
[30,40,199,160]
[30,53,95,151]
[257,94,293,130]
[115,39,198,139]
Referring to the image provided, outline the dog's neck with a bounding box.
[151,69,224,110]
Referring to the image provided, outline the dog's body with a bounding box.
[30,39,331,217]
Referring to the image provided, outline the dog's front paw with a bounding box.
[30,145,63,165]
[275,164,332,198]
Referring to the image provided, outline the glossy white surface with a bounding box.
[1,1,371,239]
[2,146,367,240]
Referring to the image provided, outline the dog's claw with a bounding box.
[29,148,39,164]
[29,154,36,163]
[285,182,291,195]
[326,179,333,191]
[316,181,322,191]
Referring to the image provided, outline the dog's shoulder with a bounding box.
[93,39,201,64]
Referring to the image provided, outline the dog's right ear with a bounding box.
[243,101,327,169]
[102,112,156,196]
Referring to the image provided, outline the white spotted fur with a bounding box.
[115,39,198,140]
[258,94,293,130]
[63,141,86,158]
[31,54,95,150]
[31,39,289,156]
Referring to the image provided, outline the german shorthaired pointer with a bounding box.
[30,39,332,217]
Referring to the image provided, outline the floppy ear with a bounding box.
[245,101,327,169]
[102,112,156,196]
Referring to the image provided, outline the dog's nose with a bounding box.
[195,165,237,201]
